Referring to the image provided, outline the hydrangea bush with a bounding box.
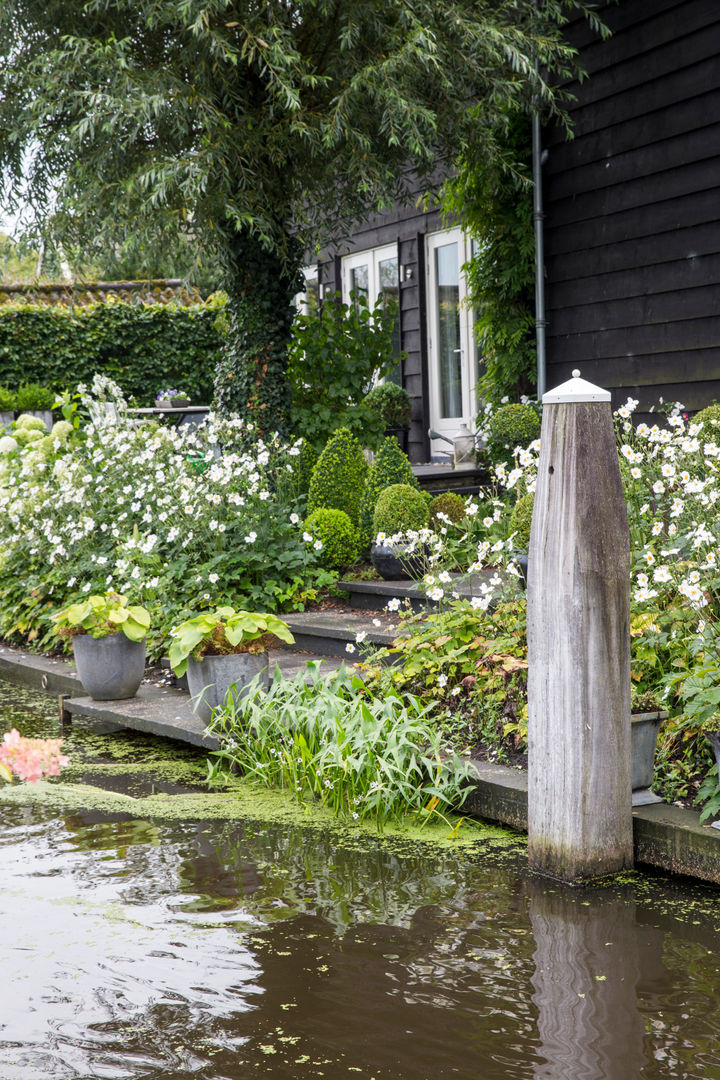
[0,376,331,657]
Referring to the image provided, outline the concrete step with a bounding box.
[336,568,504,612]
[281,609,402,660]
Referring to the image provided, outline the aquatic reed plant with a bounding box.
[207,662,474,828]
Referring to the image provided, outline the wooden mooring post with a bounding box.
[527,371,633,883]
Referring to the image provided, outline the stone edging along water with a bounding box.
[1,641,720,886]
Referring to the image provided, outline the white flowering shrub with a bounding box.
[0,380,331,656]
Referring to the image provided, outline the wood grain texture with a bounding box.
[527,400,633,882]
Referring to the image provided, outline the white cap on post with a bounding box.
[542,369,611,405]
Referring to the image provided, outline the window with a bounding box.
[342,245,401,379]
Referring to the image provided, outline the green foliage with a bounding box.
[362,381,412,430]
[485,403,540,467]
[428,493,467,531]
[208,661,473,828]
[370,597,529,761]
[509,491,534,550]
[13,383,55,410]
[292,442,318,497]
[373,484,429,537]
[287,292,401,450]
[168,607,295,678]
[0,386,13,410]
[307,428,367,526]
[303,509,359,572]
[693,403,720,432]
[359,437,419,549]
[0,299,223,405]
[52,591,151,642]
[443,113,536,402]
[0,1,602,428]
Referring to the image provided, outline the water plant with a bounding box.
[207,662,474,828]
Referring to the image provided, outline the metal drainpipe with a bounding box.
[532,109,547,399]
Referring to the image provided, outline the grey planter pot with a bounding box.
[72,633,146,700]
[157,397,190,410]
[28,410,53,431]
[0,411,14,430]
[186,651,270,724]
[631,710,667,790]
[370,542,424,581]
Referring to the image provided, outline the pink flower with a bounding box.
[0,729,69,784]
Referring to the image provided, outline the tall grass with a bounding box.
[207,663,474,828]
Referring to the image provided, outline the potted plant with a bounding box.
[370,483,429,580]
[13,383,56,430]
[156,387,191,409]
[168,606,295,723]
[52,591,151,700]
[363,382,412,450]
[0,386,15,429]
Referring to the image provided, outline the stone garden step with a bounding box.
[336,568,505,612]
[281,608,403,660]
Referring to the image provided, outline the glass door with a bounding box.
[426,229,477,458]
[343,245,401,382]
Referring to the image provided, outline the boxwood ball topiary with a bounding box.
[428,492,466,530]
[485,403,540,468]
[303,508,359,571]
[362,382,412,429]
[307,427,367,525]
[509,490,534,551]
[694,402,720,433]
[359,436,419,550]
[373,483,429,538]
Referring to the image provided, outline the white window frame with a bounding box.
[426,228,478,458]
[341,243,398,310]
[294,264,320,315]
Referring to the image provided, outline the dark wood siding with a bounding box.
[314,202,443,460]
[543,0,720,414]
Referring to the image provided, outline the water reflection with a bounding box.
[528,879,648,1079]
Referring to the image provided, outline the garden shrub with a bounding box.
[292,441,318,497]
[508,491,534,550]
[485,402,540,467]
[0,297,224,405]
[0,377,332,657]
[303,508,359,571]
[359,437,419,549]
[373,483,429,537]
[287,291,402,450]
[362,382,412,429]
[14,383,56,410]
[307,427,367,526]
[0,386,14,410]
[428,492,466,531]
[693,402,720,432]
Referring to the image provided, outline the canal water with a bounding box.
[1,681,720,1080]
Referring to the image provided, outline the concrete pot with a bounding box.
[157,397,190,410]
[631,710,667,790]
[370,542,424,581]
[0,411,14,430]
[28,410,53,431]
[72,633,146,700]
[186,651,270,724]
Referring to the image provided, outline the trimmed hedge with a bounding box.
[0,298,225,405]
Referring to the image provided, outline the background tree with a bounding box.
[0,0,604,433]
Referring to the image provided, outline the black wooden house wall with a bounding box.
[316,201,443,462]
[543,0,720,413]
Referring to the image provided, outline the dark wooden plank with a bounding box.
[547,251,720,310]
[546,88,720,175]
[545,156,720,228]
[548,349,720,390]
[576,0,719,78]
[545,220,720,283]
[547,314,720,365]
[561,0,683,55]
[561,54,720,142]
[545,187,720,259]
[545,123,720,202]
[549,283,720,337]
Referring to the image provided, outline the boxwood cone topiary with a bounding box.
[509,490,534,551]
[373,483,429,538]
[303,508,360,571]
[428,492,466,530]
[307,427,367,525]
[359,436,419,550]
[485,403,540,468]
